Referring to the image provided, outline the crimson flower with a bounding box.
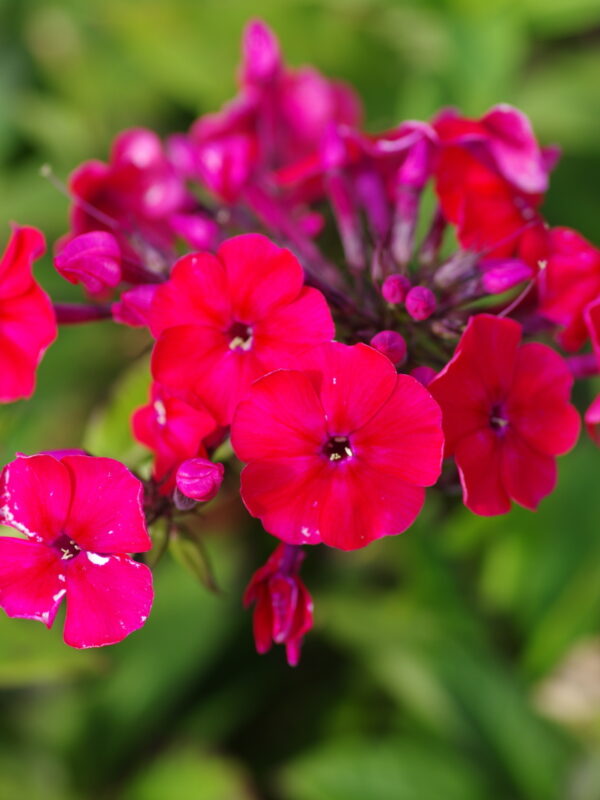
[243,543,313,666]
[231,342,444,550]
[0,226,57,402]
[150,233,335,425]
[0,453,153,648]
[132,383,219,492]
[429,314,580,515]
[433,106,551,260]
[538,227,600,352]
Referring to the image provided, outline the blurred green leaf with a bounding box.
[122,745,254,800]
[278,738,488,800]
[82,353,150,463]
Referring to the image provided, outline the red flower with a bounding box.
[150,234,335,425]
[0,454,153,648]
[0,226,57,402]
[231,342,444,550]
[429,314,580,515]
[69,128,197,268]
[433,106,551,260]
[538,227,600,352]
[132,383,218,492]
[243,543,313,666]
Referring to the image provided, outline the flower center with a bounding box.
[227,321,253,352]
[490,403,509,433]
[323,435,354,462]
[52,533,81,561]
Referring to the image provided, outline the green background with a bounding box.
[1,0,600,797]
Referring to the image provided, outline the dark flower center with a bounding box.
[323,435,354,462]
[227,321,253,352]
[490,403,509,433]
[52,533,81,561]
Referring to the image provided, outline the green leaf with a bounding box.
[278,738,488,800]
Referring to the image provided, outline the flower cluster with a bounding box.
[0,19,596,663]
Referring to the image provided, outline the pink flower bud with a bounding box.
[381,273,411,304]
[112,285,158,328]
[168,212,220,250]
[54,232,121,296]
[405,286,436,321]
[175,458,224,503]
[480,259,533,294]
[410,366,437,386]
[241,20,282,86]
[369,330,407,366]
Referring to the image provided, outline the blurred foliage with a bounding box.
[1,0,600,798]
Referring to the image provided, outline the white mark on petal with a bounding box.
[87,552,110,566]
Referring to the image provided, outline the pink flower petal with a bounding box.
[61,456,150,553]
[454,427,511,516]
[0,284,57,401]
[240,456,328,545]
[149,252,231,336]
[508,343,580,456]
[218,234,304,321]
[301,342,397,434]
[232,370,326,462]
[501,431,557,511]
[0,226,45,300]
[253,286,335,355]
[0,455,72,542]
[316,462,425,550]
[353,376,443,486]
[63,554,153,648]
[0,537,65,627]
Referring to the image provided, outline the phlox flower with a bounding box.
[538,227,600,352]
[0,453,153,648]
[432,106,551,261]
[429,314,581,515]
[150,233,335,425]
[132,383,219,492]
[231,342,444,550]
[0,226,57,402]
[244,544,313,666]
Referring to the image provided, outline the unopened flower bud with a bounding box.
[175,457,224,503]
[55,232,121,296]
[370,330,407,366]
[112,285,158,328]
[480,258,533,294]
[410,366,437,386]
[405,286,436,321]
[381,273,411,305]
[241,20,281,86]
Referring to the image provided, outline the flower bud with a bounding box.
[241,20,281,86]
[405,286,436,321]
[168,212,220,251]
[480,258,533,294]
[55,232,121,296]
[381,273,411,305]
[369,330,407,366]
[410,366,437,386]
[112,285,158,328]
[175,457,224,503]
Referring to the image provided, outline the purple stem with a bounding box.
[53,302,114,324]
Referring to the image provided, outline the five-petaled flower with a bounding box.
[0,453,153,648]
[243,543,313,666]
[150,233,335,425]
[232,341,444,550]
[429,314,581,515]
